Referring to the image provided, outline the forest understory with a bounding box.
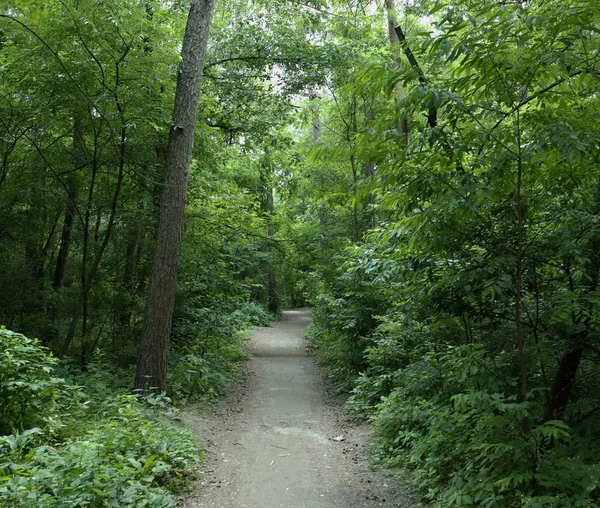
[2,0,600,506]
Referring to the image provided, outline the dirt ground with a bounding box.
[181,309,420,508]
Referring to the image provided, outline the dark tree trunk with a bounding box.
[119,234,141,326]
[309,92,321,143]
[540,181,600,423]
[61,119,125,359]
[54,112,85,288]
[541,339,585,423]
[124,239,140,291]
[310,93,329,253]
[134,0,217,394]
[266,188,278,313]
[53,187,78,288]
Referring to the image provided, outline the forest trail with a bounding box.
[182,309,418,508]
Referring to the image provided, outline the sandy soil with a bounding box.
[181,309,420,508]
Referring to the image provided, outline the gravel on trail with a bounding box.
[182,308,420,508]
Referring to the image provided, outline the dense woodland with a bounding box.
[1,0,600,506]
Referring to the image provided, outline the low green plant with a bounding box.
[0,328,203,507]
[0,328,65,435]
[233,301,278,327]
[167,300,275,404]
[369,345,600,507]
[0,394,202,507]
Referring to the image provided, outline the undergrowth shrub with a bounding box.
[306,292,381,387]
[0,394,202,507]
[0,328,65,435]
[362,341,600,506]
[0,328,202,507]
[232,301,278,327]
[309,290,600,506]
[168,300,275,404]
[168,336,248,405]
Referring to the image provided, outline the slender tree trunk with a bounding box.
[309,92,321,144]
[266,188,278,313]
[54,112,85,288]
[119,234,141,326]
[61,122,125,359]
[385,0,408,136]
[134,0,217,394]
[53,191,77,288]
[310,92,329,252]
[349,97,360,242]
[540,180,600,423]
[350,155,359,242]
[514,109,530,434]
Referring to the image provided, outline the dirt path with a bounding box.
[182,309,418,508]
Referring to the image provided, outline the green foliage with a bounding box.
[0,328,64,435]
[0,395,202,507]
[4,0,600,505]
[0,329,202,506]
[234,301,278,328]
[168,302,277,404]
[298,1,600,505]
[371,346,600,507]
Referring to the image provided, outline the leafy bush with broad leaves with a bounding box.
[311,278,600,506]
[366,344,600,507]
[168,301,276,404]
[0,328,203,507]
[0,327,65,435]
[306,284,385,388]
[168,345,244,405]
[232,301,278,327]
[0,394,202,507]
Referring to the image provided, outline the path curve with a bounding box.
[182,309,418,508]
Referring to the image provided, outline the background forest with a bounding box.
[1,0,600,506]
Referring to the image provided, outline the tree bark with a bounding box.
[266,188,278,313]
[540,181,600,423]
[53,189,77,289]
[385,0,408,136]
[54,112,84,289]
[134,0,217,394]
[310,95,329,252]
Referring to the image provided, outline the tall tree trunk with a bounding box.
[53,190,77,288]
[54,111,85,288]
[134,0,217,394]
[310,91,329,252]
[119,234,141,326]
[540,180,600,423]
[266,187,278,313]
[61,118,125,359]
[309,92,321,144]
[385,0,408,136]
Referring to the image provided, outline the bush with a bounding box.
[0,395,202,507]
[168,300,275,404]
[0,328,65,435]
[310,289,600,506]
[232,301,277,327]
[0,328,202,507]
[168,345,243,404]
[368,345,600,507]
